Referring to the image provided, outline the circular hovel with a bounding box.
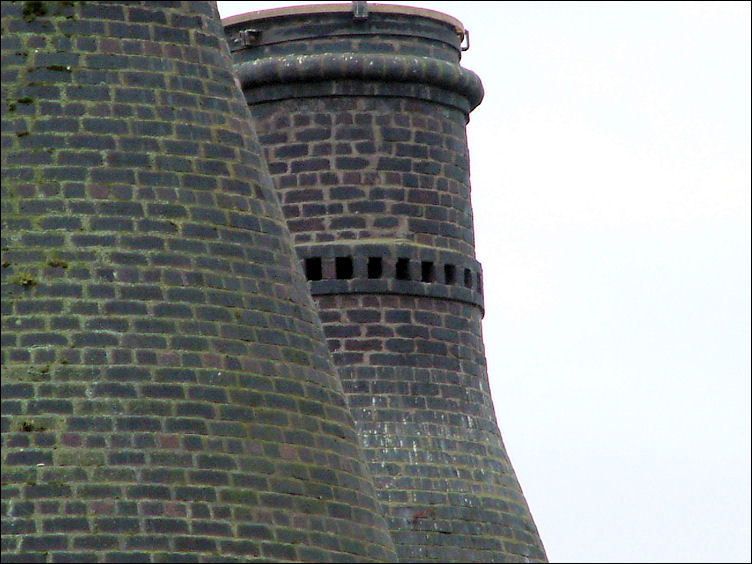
[225,4,547,562]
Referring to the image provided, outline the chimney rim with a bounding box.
[221,3,466,40]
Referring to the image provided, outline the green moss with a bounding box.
[21,420,47,432]
[22,1,48,22]
[47,257,68,268]
[17,96,33,104]
[8,102,16,112]
[11,271,37,287]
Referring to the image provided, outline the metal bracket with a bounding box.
[353,1,368,22]
[461,29,470,52]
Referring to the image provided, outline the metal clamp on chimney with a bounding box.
[461,29,470,52]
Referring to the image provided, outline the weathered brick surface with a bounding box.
[227,6,547,562]
[249,96,479,258]
[1,2,397,562]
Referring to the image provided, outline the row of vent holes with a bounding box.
[305,256,481,290]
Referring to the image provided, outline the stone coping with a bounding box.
[221,3,466,39]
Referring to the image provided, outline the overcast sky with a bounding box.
[216,2,751,562]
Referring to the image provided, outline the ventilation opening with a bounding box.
[335,256,353,279]
[421,261,434,283]
[305,257,322,281]
[444,264,455,285]
[477,272,483,293]
[464,268,472,288]
[395,258,410,280]
[368,256,382,279]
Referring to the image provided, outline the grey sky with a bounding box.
[217,2,752,561]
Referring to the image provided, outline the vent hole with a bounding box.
[305,257,322,281]
[421,261,434,282]
[477,272,483,293]
[464,268,472,288]
[335,256,353,279]
[368,257,382,279]
[444,264,455,285]
[396,258,410,280]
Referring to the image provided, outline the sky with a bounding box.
[216,2,751,562]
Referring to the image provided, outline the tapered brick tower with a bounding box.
[225,3,547,562]
[0,2,397,562]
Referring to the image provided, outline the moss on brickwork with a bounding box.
[8,271,38,287]
[1,2,397,562]
[21,1,47,22]
[2,1,547,562]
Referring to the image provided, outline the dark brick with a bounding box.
[5,449,53,466]
[262,543,296,560]
[42,518,90,533]
[67,85,110,101]
[166,419,206,434]
[119,285,163,300]
[141,384,184,399]
[26,400,73,414]
[2,519,36,534]
[71,333,118,347]
[103,301,146,315]
[0,384,33,400]
[50,552,99,563]
[65,417,112,432]
[20,535,67,551]
[145,518,188,534]
[94,518,140,534]
[115,417,161,432]
[174,536,217,552]
[92,381,136,400]
[82,118,127,135]
[124,536,169,551]
[105,553,151,563]
[19,333,68,347]
[175,487,216,502]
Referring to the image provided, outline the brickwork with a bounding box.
[0,2,397,562]
[318,294,541,561]
[250,97,479,257]
[226,5,547,563]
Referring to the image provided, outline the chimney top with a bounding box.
[221,2,466,42]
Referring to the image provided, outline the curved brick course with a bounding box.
[226,5,547,562]
[234,54,484,112]
[296,241,484,311]
[1,2,397,562]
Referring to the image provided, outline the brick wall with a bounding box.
[228,5,547,562]
[0,2,397,562]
